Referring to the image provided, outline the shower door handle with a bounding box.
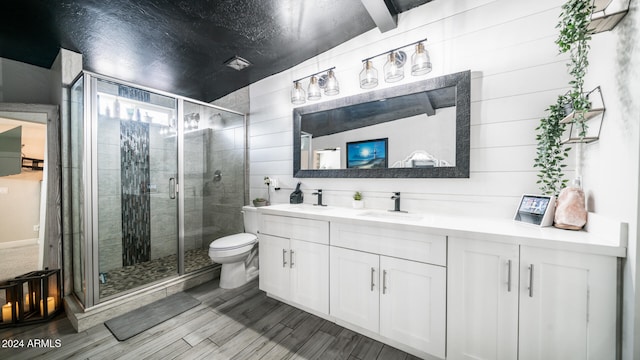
[169,177,176,199]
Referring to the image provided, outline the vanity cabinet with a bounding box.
[447,237,617,360]
[447,238,519,360]
[258,214,329,315]
[329,246,379,332]
[330,222,446,359]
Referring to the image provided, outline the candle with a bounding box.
[2,302,12,323]
[40,297,55,316]
[24,292,36,311]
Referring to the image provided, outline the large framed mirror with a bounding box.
[293,70,470,178]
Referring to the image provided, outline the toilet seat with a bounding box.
[209,233,257,258]
[210,233,257,250]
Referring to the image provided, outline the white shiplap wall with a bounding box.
[249,0,576,217]
[248,2,640,357]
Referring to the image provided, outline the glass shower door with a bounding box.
[94,78,178,300]
[181,100,246,273]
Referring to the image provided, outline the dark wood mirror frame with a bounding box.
[293,70,470,178]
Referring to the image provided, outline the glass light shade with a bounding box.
[291,81,306,105]
[307,76,321,101]
[411,43,432,76]
[384,52,404,83]
[359,60,379,89]
[324,70,340,96]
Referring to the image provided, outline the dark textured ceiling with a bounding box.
[0,0,431,103]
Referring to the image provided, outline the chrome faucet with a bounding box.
[312,189,327,206]
[390,192,407,212]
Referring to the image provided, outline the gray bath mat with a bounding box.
[105,292,201,341]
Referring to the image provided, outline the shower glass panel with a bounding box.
[182,101,246,273]
[95,79,178,300]
[66,72,247,308]
[69,75,86,303]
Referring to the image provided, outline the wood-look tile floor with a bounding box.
[0,279,420,360]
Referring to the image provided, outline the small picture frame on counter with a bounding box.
[514,194,556,227]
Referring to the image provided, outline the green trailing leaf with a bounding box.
[535,0,592,195]
[534,95,571,196]
[557,0,592,138]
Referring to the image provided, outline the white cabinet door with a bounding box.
[258,234,290,299]
[330,246,379,333]
[380,256,446,359]
[447,237,519,360]
[289,239,329,314]
[519,246,617,360]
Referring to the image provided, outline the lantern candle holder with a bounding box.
[0,282,19,328]
[10,269,62,325]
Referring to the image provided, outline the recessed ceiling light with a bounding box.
[224,56,252,71]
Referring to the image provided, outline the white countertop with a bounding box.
[257,203,627,258]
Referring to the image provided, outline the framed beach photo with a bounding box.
[346,138,388,169]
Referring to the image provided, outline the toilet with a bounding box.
[208,206,259,289]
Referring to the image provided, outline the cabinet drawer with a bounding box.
[331,222,446,266]
[259,214,329,245]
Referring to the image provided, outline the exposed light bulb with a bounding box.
[291,81,306,105]
[324,70,339,96]
[384,52,404,83]
[359,60,379,89]
[411,42,432,76]
[307,76,321,101]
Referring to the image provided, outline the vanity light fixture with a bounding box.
[359,60,379,89]
[383,51,405,83]
[290,67,339,105]
[324,69,340,96]
[411,42,432,76]
[291,81,306,105]
[360,38,430,88]
[307,76,322,101]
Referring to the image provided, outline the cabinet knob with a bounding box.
[282,249,288,268]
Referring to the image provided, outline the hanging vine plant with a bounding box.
[535,0,592,195]
[556,0,593,137]
[535,95,571,196]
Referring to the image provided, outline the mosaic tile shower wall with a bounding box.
[120,120,151,266]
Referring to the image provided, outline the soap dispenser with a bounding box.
[290,182,303,204]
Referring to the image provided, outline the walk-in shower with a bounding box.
[65,72,247,307]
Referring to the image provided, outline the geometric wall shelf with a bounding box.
[561,86,605,144]
[588,0,629,34]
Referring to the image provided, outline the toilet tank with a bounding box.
[242,205,259,234]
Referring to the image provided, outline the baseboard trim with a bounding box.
[0,238,39,249]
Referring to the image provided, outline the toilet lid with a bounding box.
[210,233,257,250]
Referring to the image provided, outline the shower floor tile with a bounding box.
[99,249,214,299]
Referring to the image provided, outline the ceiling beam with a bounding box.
[360,0,398,32]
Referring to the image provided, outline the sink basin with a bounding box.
[357,210,423,221]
